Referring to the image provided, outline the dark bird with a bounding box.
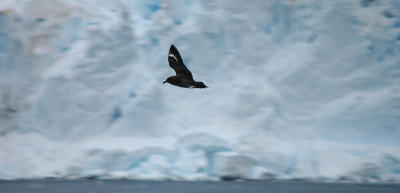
[163,45,208,88]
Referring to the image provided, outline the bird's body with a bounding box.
[163,45,207,88]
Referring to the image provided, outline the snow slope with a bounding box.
[0,0,400,182]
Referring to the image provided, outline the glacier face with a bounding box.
[1,0,400,182]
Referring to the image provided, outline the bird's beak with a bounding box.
[163,81,167,84]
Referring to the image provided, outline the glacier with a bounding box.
[0,0,400,182]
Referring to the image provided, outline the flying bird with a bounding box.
[163,45,208,88]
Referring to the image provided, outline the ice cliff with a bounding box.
[0,0,400,182]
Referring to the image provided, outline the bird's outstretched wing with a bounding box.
[168,45,193,80]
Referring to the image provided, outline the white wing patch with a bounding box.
[169,54,178,61]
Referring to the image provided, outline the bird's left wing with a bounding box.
[168,45,193,80]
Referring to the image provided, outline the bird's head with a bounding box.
[163,77,171,84]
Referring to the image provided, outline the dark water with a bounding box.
[1,180,400,193]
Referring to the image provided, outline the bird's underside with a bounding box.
[166,75,205,88]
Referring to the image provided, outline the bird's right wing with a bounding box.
[168,45,193,80]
